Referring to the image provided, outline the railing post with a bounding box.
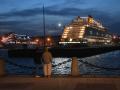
[71,57,79,76]
[0,57,6,76]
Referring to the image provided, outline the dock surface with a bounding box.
[0,76,120,90]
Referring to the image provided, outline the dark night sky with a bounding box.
[0,0,120,36]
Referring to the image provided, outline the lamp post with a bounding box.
[43,5,46,48]
[57,22,63,35]
[46,37,51,46]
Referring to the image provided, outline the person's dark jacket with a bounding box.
[33,50,42,64]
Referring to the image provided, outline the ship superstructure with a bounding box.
[59,16,112,46]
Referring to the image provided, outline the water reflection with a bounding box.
[52,58,71,74]
[52,51,120,75]
[0,49,120,75]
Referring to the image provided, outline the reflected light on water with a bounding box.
[52,58,71,74]
[0,49,120,76]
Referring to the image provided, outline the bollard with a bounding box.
[71,57,79,76]
[0,58,6,76]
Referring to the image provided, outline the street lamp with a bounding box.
[58,23,62,27]
[47,37,51,42]
[46,37,52,46]
[57,22,63,34]
[43,5,46,48]
[35,38,40,47]
[35,39,39,42]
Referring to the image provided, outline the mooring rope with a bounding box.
[53,59,71,67]
[78,59,120,70]
[5,60,42,69]
[5,58,120,71]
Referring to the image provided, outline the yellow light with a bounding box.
[80,26,85,29]
[69,26,73,29]
[79,36,83,38]
[63,36,67,38]
[16,42,21,44]
[46,37,51,42]
[86,25,89,27]
[69,38,72,42]
[79,34,83,36]
[65,29,69,31]
[59,42,81,44]
[64,32,69,33]
[64,30,69,32]
[80,29,85,31]
[66,27,70,29]
[62,36,67,38]
[88,17,94,24]
[80,31,84,33]
[66,26,73,29]
[86,38,97,42]
[35,39,39,42]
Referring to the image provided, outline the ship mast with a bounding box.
[43,4,46,48]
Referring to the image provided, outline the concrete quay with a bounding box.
[0,76,120,90]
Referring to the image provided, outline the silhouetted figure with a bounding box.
[33,48,42,77]
[42,47,52,78]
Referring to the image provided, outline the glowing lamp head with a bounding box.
[35,39,39,42]
[58,23,62,27]
[47,37,51,42]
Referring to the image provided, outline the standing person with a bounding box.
[33,48,42,77]
[42,47,52,77]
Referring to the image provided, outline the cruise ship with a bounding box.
[59,16,112,46]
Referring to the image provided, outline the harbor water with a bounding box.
[0,49,120,76]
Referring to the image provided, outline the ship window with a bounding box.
[106,34,109,37]
[109,35,112,37]
[78,18,83,23]
[96,32,99,35]
[90,31,93,35]
[101,34,104,37]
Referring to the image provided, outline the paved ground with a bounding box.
[0,76,120,90]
